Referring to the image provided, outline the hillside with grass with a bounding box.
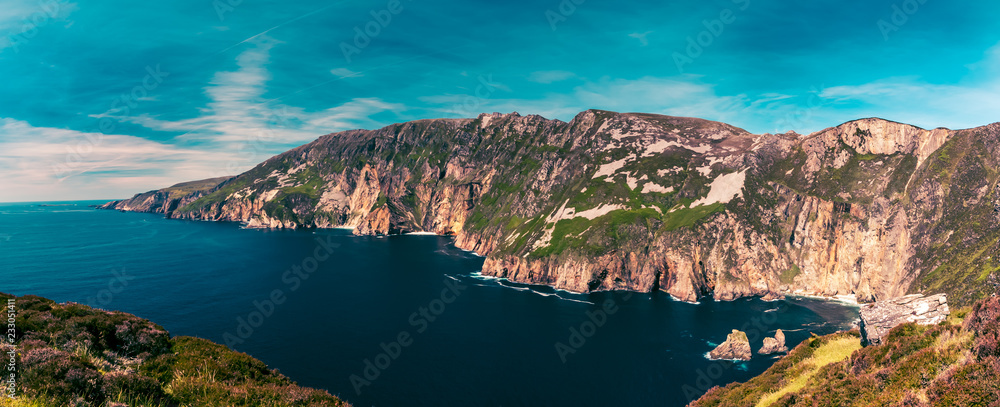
[691,297,1000,406]
[0,293,348,407]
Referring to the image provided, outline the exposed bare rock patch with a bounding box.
[859,293,949,346]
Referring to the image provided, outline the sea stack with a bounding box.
[709,330,752,361]
[759,329,788,354]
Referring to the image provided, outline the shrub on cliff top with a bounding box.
[963,296,1000,359]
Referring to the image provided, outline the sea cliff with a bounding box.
[101,111,1000,305]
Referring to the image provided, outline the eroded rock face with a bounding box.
[709,330,752,361]
[759,329,787,355]
[859,294,950,346]
[100,112,1000,305]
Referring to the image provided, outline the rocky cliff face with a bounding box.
[859,293,950,346]
[101,111,1000,305]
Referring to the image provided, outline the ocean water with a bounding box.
[0,201,858,406]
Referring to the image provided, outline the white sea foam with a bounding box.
[554,296,595,305]
[669,294,701,305]
[458,248,485,257]
[787,293,860,306]
[468,271,504,282]
[703,352,751,363]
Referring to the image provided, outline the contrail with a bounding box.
[214,2,345,56]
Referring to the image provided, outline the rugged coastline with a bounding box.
[101,111,1000,306]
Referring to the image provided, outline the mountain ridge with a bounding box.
[100,110,1000,306]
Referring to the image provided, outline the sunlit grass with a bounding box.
[756,336,861,407]
[0,397,52,407]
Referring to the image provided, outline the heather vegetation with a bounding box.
[692,297,1000,406]
[0,293,347,407]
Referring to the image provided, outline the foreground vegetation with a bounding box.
[0,293,348,407]
[692,297,1000,406]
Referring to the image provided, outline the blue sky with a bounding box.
[1,0,999,201]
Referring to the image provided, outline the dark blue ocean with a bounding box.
[0,201,858,406]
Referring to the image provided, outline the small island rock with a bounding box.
[709,329,752,361]
[759,329,788,354]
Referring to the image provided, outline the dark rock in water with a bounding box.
[859,293,949,346]
[709,329,752,361]
[759,329,788,354]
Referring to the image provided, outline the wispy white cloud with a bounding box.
[0,0,78,52]
[425,76,753,126]
[419,75,839,134]
[818,42,1000,130]
[330,68,362,78]
[110,36,402,148]
[526,70,576,84]
[3,35,408,200]
[628,31,652,46]
[0,118,242,202]
[305,98,405,130]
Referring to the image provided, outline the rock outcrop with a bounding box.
[759,329,788,355]
[859,293,950,346]
[100,111,1000,305]
[709,330,753,361]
